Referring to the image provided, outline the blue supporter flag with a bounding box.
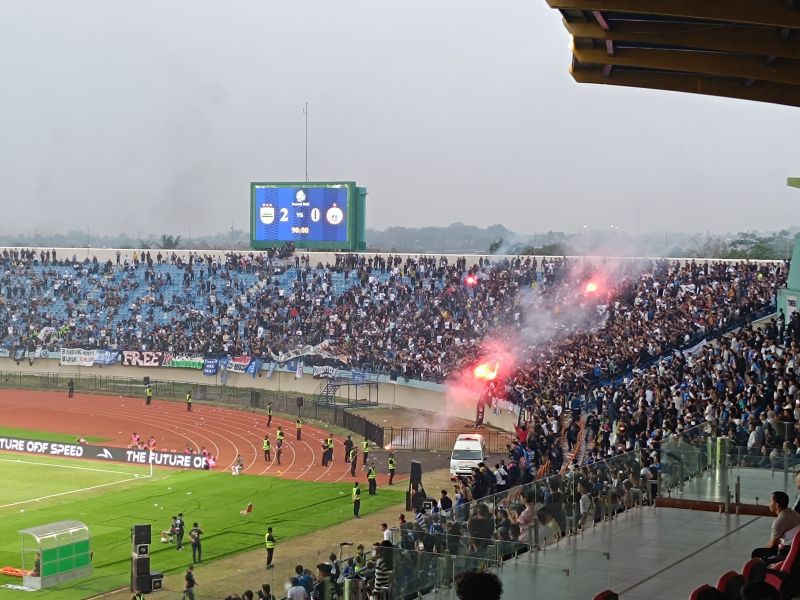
[203,358,219,376]
[246,358,263,378]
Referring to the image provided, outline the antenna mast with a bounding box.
[303,102,309,182]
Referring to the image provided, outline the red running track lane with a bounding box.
[0,390,398,485]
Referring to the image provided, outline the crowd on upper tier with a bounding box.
[573,311,800,469]
[0,246,786,410]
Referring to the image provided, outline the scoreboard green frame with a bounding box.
[250,181,367,251]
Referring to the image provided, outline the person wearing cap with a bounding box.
[313,563,332,599]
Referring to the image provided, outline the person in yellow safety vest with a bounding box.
[326,435,334,464]
[361,439,370,469]
[186,390,192,412]
[352,482,361,518]
[265,526,276,569]
[349,448,358,477]
[367,462,377,495]
[145,385,153,406]
[354,545,366,573]
[296,418,302,441]
[276,427,284,448]
[388,454,397,485]
[262,435,271,461]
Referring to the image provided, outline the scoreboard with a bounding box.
[250,181,367,250]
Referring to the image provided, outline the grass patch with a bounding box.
[0,454,404,600]
[0,426,108,444]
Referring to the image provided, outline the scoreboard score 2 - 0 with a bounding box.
[250,181,367,250]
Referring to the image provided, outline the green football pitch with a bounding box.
[0,452,403,600]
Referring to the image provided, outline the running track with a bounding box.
[0,390,396,485]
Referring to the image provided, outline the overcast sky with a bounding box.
[2,0,799,238]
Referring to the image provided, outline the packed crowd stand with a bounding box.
[0,247,793,598]
[274,303,800,598]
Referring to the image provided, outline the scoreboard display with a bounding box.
[250,181,367,250]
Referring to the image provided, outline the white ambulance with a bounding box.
[449,434,488,479]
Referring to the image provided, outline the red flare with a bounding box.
[473,360,500,381]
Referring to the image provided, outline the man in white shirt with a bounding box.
[381,523,393,545]
[286,577,308,600]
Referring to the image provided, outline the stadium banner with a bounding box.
[313,365,338,379]
[203,358,220,376]
[94,349,121,366]
[0,436,207,470]
[266,361,276,379]
[122,350,168,367]
[14,347,27,362]
[227,356,252,373]
[60,347,96,367]
[0,348,9,358]
[166,354,204,369]
[246,358,263,378]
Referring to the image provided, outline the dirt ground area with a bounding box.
[349,405,501,431]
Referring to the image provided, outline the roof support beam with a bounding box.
[572,46,800,86]
[548,0,800,30]
[592,10,610,30]
[571,66,800,107]
[564,20,800,60]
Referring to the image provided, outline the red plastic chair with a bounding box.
[716,570,744,600]
[592,591,619,600]
[689,584,727,600]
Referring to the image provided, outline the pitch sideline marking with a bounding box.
[0,456,149,477]
[0,475,146,509]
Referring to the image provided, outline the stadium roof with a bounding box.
[544,0,800,107]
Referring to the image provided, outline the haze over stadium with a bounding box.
[1,0,800,238]
[2,1,800,600]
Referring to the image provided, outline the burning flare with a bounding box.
[473,360,500,381]
[585,281,598,293]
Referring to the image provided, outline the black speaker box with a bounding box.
[132,524,151,545]
[151,572,164,590]
[296,396,304,408]
[143,376,150,386]
[410,460,422,485]
[135,573,152,593]
[132,556,150,576]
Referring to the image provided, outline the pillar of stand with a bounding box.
[776,178,800,317]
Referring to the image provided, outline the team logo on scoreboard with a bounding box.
[293,189,309,206]
[259,203,275,225]
[326,204,344,225]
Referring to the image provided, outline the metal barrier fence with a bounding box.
[0,370,521,454]
[383,427,515,453]
[0,370,387,447]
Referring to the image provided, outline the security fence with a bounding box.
[0,371,503,453]
[0,370,386,446]
[383,427,515,454]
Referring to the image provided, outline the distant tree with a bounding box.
[158,234,182,249]
[488,239,505,254]
[139,240,153,249]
